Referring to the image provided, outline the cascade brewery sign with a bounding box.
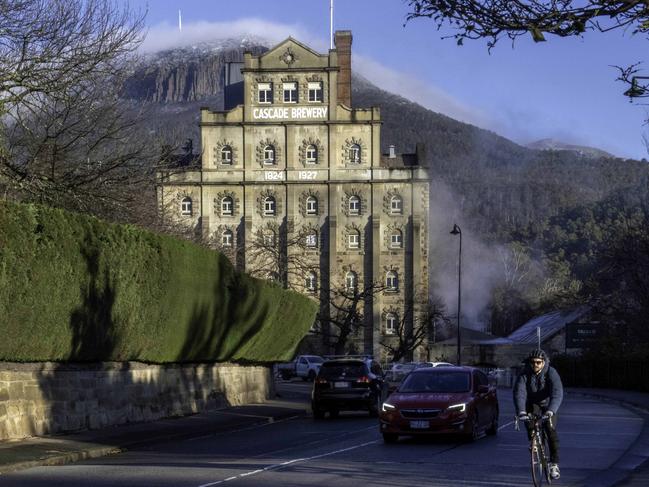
[252,106,328,120]
[566,322,602,348]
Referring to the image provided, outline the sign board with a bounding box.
[565,323,602,348]
[252,106,328,121]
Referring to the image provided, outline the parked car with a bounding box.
[277,355,324,381]
[415,361,456,369]
[379,366,499,443]
[312,357,386,419]
[385,362,419,393]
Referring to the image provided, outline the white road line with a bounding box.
[196,440,378,487]
[498,419,515,431]
[185,416,302,442]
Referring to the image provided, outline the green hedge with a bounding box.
[0,201,317,363]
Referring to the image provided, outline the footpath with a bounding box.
[0,387,648,486]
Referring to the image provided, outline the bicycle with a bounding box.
[515,413,552,486]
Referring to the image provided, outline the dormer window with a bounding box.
[263,145,276,165]
[258,82,272,104]
[220,146,232,165]
[308,82,323,102]
[283,82,298,103]
[349,144,361,164]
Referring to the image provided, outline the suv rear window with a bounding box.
[320,362,367,377]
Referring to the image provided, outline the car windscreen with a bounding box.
[320,363,366,377]
[399,371,470,393]
[306,356,324,363]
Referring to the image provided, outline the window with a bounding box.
[347,231,360,249]
[263,230,276,246]
[180,197,192,216]
[305,272,317,292]
[283,82,297,103]
[390,195,402,214]
[306,145,318,164]
[385,313,398,334]
[263,196,276,216]
[390,231,402,248]
[345,271,358,291]
[348,195,360,215]
[308,81,323,102]
[349,144,361,164]
[263,145,276,165]
[258,82,272,103]
[221,230,233,247]
[305,232,318,248]
[220,145,233,165]
[306,196,318,215]
[221,197,233,216]
[386,271,399,291]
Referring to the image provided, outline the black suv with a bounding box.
[311,357,386,419]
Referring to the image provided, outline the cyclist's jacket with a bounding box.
[513,359,563,414]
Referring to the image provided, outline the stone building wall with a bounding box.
[0,362,272,441]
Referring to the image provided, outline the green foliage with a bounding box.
[0,200,317,363]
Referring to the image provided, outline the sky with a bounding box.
[127,0,649,160]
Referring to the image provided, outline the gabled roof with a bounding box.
[260,36,324,60]
[507,306,591,344]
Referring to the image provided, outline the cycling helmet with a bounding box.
[527,349,547,362]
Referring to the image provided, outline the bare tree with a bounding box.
[0,0,149,218]
[380,292,450,363]
[405,1,649,99]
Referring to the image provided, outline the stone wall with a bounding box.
[0,362,272,441]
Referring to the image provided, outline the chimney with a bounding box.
[335,30,352,107]
[389,145,396,158]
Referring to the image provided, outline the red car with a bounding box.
[378,366,499,443]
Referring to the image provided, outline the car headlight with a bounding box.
[447,403,466,413]
[381,402,396,412]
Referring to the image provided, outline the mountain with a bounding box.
[125,38,649,239]
[526,138,614,159]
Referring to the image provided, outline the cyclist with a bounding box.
[514,349,564,480]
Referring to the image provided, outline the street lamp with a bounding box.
[450,223,462,365]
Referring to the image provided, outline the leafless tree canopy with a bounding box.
[0,0,152,219]
[405,1,649,98]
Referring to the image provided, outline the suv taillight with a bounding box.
[315,377,328,385]
[356,375,371,384]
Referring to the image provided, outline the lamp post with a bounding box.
[450,224,462,365]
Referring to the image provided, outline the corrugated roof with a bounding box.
[506,306,591,344]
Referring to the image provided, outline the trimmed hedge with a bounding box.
[0,201,317,363]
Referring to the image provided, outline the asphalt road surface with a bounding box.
[0,382,643,487]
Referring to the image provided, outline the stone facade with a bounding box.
[157,32,430,361]
[0,362,271,441]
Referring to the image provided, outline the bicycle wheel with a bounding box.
[530,436,544,487]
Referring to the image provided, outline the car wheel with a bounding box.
[308,370,316,381]
[382,433,398,444]
[465,410,480,442]
[312,403,325,420]
[329,408,339,419]
[486,407,499,436]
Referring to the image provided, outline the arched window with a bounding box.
[180,197,192,216]
[263,145,276,165]
[390,230,403,248]
[385,313,398,334]
[345,271,358,291]
[347,230,360,249]
[306,196,318,215]
[305,272,317,292]
[221,196,233,216]
[390,195,403,214]
[220,145,233,165]
[349,143,361,164]
[221,229,233,247]
[263,196,276,216]
[386,271,399,291]
[348,195,360,215]
[305,231,318,248]
[306,145,318,164]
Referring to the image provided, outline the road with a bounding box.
[0,381,643,487]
